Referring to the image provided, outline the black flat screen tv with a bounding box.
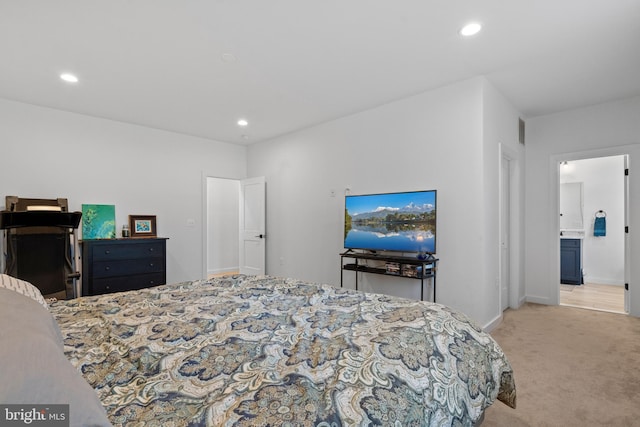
[344,190,436,254]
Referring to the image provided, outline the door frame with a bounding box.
[201,172,243,280]
[550,149,630,314]
[201,173,267,279]
[624,154,630,312]
[204,176,242,278]
[499,143,522,310]
[500,154,511,311]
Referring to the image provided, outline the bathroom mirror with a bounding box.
[560,182,584,230]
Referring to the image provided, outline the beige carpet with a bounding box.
[484,303,640,426]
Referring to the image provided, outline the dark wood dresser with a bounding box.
[81,238,168,296]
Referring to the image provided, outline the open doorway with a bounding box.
[204,176,267,279]
[558,155,627,314]
[206,177,240,278]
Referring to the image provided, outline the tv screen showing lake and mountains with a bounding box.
[344,190,436,254]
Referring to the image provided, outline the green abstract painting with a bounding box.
[82,204,116,239]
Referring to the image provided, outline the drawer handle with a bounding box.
[105,250,110,254]
[149,263,154,267]
[105,266,110,271]
[149,248,154,252]
[149,280,155,285]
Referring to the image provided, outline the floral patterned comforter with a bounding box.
[50,274,515,426]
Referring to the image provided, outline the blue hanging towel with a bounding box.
[594,215,606,237]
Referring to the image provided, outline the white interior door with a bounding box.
[624,155,630,313]
[239,177,266,275]
[500,156,511,311]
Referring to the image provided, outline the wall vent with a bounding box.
[518,118,525,145]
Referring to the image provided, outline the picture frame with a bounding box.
[129,215,157,238]
[82,204,116,239]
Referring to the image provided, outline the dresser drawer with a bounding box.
[93,258,164,278]
[92,241,165,261]
[91,273,165,295]
[560,238,581,248]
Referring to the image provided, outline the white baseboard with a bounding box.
[483,313,503,333]
[582,277,624,286]
[525,295,551,305]
[517,295,527,308]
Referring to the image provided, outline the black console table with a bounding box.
[340,250,438,302]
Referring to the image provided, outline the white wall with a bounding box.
[482,80,527,323]
[247,77,524,327]
[0,98,247,284]
[525,95,640,316]
[206,177,240,275]
[560,156,625,285]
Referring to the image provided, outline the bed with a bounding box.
[1,273,516,426]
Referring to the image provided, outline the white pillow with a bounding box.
[0,288,113,426]
[0,274,48,308]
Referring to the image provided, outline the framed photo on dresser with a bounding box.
[129,215,157,238]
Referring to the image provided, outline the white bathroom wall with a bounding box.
[560,156,625,285]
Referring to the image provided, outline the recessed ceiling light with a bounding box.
[221,53,237,63]
[237,119,248,127]
[60,73,79,83]
[460,22,482,37]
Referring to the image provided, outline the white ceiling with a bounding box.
[1,1,639,145]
